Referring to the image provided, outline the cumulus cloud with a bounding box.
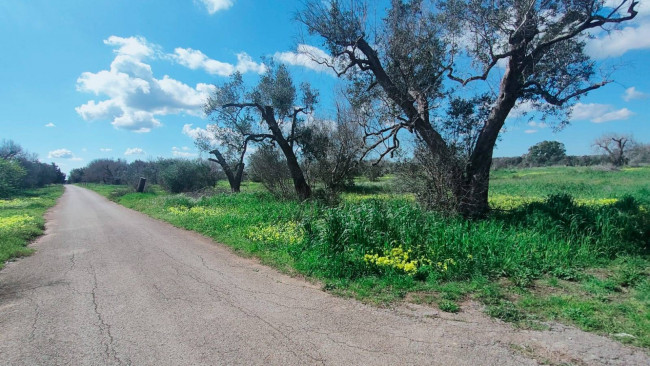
[273,44,335,74]
[172,146,197,158]
[182,123,207,140]
[571,103,634,123]
[199,0,234,14]
[623,87,648,101]
[100,148,112,152]
[48,149,74,159]
[586,2,650,58]
[524,129,538,134]
[105,36,155,59]
[45,122,55,127]
[586,23,650,58]
[76,35,217,133]
[124,147,145,156]
[171,48,266,76]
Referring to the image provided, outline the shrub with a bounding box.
[248,145,294,199]
[160,160,217,193]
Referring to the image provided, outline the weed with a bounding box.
[438,300,460,313]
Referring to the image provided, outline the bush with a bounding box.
[0,159,26,198]
[160,160,217,193]
[248,145,294,199]
[397,144,462,213]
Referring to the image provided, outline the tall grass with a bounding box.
[295,195,648,285]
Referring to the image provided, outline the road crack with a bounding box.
[89,264,124,365]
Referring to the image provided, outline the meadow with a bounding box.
[0,185,63,269]
[85,166,650,348]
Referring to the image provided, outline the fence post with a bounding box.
[136,177,146,193]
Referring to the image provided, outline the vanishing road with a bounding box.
[0,185,647,365]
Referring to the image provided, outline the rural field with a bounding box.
[84,165,650,348]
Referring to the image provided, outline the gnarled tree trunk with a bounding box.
[459,58,522,218]
[264,107,311,200]
[208,148,244,193]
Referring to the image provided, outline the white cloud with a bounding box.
[571,103,634,123]
[172,146,197,158]
[104,36,155,59]
[273,44,336,74]
[182,123,221,146]
[199,0,234,14]
[124,147,145,156]
[527,121,548,128]
[586,1,650,59]
[171,48,266,76]
[524,129,538,134]
[100,148,112,152]
[76,36,217,133]
[586,22,650,58]
[623,87,648,101]
[509,100,536,118]
[48,149,74,159]
[45,122,55,128]
[182,123,207,140]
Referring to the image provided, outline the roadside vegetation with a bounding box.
[85,166,650,348]
[0,140,66,268]
[0,186,64,269]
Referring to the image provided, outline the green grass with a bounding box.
[0,185,64,269]
[82,166,650,348]
[490,166,650,209]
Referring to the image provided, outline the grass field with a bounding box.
[0,185,63,269]
[84,166,650,348]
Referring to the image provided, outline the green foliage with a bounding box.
[0,186,63,268]
[525,140,566,166]
[0,159,26,198]
[1,140,65,191]
[160,160,217,193]
[438,299,460,313]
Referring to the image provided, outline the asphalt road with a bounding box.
[0,185,647,365]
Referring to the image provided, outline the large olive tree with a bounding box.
[203,64,317,200]
[299,0,638,217]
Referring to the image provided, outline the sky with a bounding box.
[1,0,649,174]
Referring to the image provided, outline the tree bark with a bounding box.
[264,107,312,200]
[459,58,522,218]
[208,149,242,193]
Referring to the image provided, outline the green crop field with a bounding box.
[85,166,650,348]
[0,186,64,269]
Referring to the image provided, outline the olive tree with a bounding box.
[200,73,265,193]
[300,103,365,192]
[204,64,317,200]
[299,0,638,217]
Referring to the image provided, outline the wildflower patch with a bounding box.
[0,214,34,232]
[246,222,304,247]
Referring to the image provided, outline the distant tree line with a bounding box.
[492,136,650,170]
[0,140,66,198]
[68,158,219,194]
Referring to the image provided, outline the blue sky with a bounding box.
[1,0,649,174]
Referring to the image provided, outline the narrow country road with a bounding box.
[0,186,647,365]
